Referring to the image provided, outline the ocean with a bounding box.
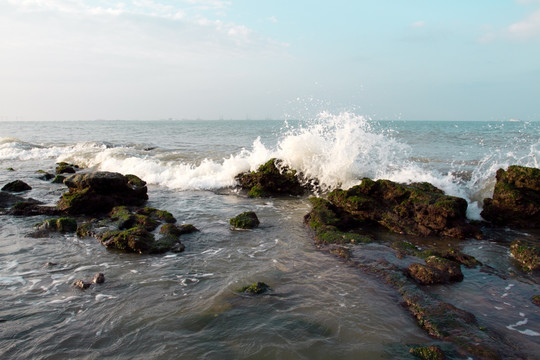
[1,113,539,359]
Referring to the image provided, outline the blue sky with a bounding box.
[1,0,539,121]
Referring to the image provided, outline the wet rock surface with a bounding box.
[230,211,260,229]
[235,158,308,197]
[57,171,148,215]
[1,180,32,192]
[482,165,540,228]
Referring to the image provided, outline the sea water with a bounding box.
[0,114,539,359]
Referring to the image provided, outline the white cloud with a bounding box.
[268,16,278,23]
[506,9,540,39]
[411,20,425,28]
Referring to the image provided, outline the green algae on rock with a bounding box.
[230,211,260,229]
[1,180,32,192]
[482,165,540,228]
[238,282,270,295]
[409,345,446,360]
[36,217,77,233]
[235,158,307,197]
[510,240,539,271]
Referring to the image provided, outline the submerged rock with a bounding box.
[52,175,66,184]
[482,165,540,228]
[1,180,32,192]
[409,345,446,360]
[73,279,91,290]
[238,282,270,295]
[408,256,463,285]
[57,172,148,215]
[36,217,77,233]
[510,240,539,271]
[235,158,307,197]
[36,170,54,181]
[230,211,260,229]
[533,295,540,307]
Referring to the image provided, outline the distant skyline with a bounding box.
[1,0,539,121]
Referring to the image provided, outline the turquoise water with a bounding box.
[1,115,539,359]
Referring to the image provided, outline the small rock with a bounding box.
[230,211,260,229]
[533,295,540,306]
[409,345,446,360]
[44,262,58,267]
[1,180,32,192]
[93,273,105,284]
[73,279,91,290]
[52,175,66,184]
[238,282,270,295]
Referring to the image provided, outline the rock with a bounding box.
[0,192,26,209]
[327,178,482,239]
[73,279,91,290]
[238,282,270,295]
[57,172,148,215]
[409,345,446,360]
[36,170,54,181]
[159,223,199,237]
[510,240,539,271]
[36,217,77,233]
[230,211,260,229]
[1,180,32,192]
[235,158,307,197]
[408,256,463,285]
[533,295,540,306]
[99,227,155,254]
[56,162,79,174]
[109,206,158,231]
[481,165,540,228]
[93,273,105,284]
[52,175,66,184]
[135,207,176,223]
[7,200,59,216]
[6,167,15,171]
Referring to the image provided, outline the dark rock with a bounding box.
[409,345,446,360]
[2,180,32,192]
[52,175,66,184]
[235,158,307,197]
[7,200,59,216]
[510,240,539,271]
[230,211,260,229]
[327,178,482,239]
[136,207,176,223]
[99,227,155,254]
[533,295,540,306]
[6,167,15,171]
[109,206,158,231]
[56,162,79,174]
[36,170,54,181]
[481,165,540,228]
[57,172,148,215]
[238,282,270,295]
[36,217,77,233]
[73,279,91,290]
[93,273,105,284]
[408,256,464,285]
[0,192,26,209]
[44,262,58,267]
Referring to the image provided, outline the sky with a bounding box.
[1,0,539,121]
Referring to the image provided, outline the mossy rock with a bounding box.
[230,211,260,229]
[55,162,78,174]
[37,170,54,181]
[236,158,307,197]
[136,207,176,223]
[510,240,539,271]
[2,180,32,192]
[409,345,446,360]
[481,165,540,228]
[100,226,155,253]
[52,175,66,184]
[160,223,199,237]
[36,217,77,233]
[532,295,540,306]
[7,167,15,171]
[238,282,270,295]
[76,221,95,237]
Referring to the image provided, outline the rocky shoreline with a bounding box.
[1,159,539,359]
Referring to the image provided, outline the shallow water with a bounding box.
[1,116,539,358]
